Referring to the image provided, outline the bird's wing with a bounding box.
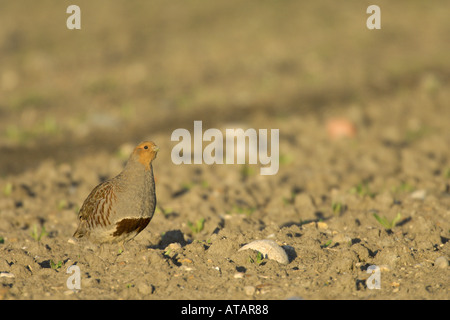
[78,180,118,228]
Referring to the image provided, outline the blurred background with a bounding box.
[0,0,449,175]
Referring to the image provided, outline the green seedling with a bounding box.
[350,182,375,198]
[57,199,68,210]
[373,213,402,231]
[240,165,255,179]
[42,116,59,135]
[50,260,63,270]
[0,236,4,244]
[321,239,333,248]
[444,168,450,179]
[283,192,296,206]
[227,205,255,216]
[3,182,12,196]
[405,127,429,142]
[181,182,193,191]
[249,251,264,265]
[187,218,205,234]
[392,182,415,194]
[201,180,209,188]
[31,224,48,242]
[156,206,174,217]
[332,202,346,215]
[279,154,294,165]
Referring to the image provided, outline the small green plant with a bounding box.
[0,236,4,244]
[321,239,333,248]
[227,205,255,216]
[50,260,63,270]
[373,213,402,231]
[444,168,450,179]
[181,182,193,191]
[282,192,296,206]
[31,224,48,242]
[57,199,68,210]
[392,182,415,194]
[187,218,205,234]
[240,165,255,179]
[3,182,12,196]
[405,127,429,143]
[279,154,294,165]
[332,201,346,215]
[201,180,210,188]
[156,206,174,217]
[350,182,375,198]
[249,251,264,265]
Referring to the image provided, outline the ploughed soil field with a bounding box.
[0,1,449,299]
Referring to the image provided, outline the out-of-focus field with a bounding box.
[0,0,449,300]
[1,0,448,174]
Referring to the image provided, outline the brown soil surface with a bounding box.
[0,1,449,300]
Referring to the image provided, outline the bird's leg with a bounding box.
[118,241,126,255]
[97,243,108,261]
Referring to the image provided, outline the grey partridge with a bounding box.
[73,141,159,244]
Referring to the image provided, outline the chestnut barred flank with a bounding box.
[112,218,151,237]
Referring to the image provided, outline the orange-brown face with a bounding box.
[134,141,159,169]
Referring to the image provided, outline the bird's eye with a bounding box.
[144,145,148,149]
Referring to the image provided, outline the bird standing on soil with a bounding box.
[73,141,159,245]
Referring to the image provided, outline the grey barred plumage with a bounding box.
[73,141,159,244]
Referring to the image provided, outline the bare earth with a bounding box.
[0,1,449,300]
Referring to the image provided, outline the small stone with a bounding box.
[238,239,289,265]
[332,233,352,245]
[379,265,391,272]
[137,282,154,295]
[434,256,448,269]
[180,265,194,272]
[410,189,426,200]
[67,237,77,245]
[317,221,328,230]
[234,272,244,279]
[244,286,256,296]
[166,242,182,251]
[179,258,193,264]
[326,118,357,140]
[302,221,316,229]
[0,272,14,278]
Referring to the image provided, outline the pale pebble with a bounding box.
[238,239,289,265]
